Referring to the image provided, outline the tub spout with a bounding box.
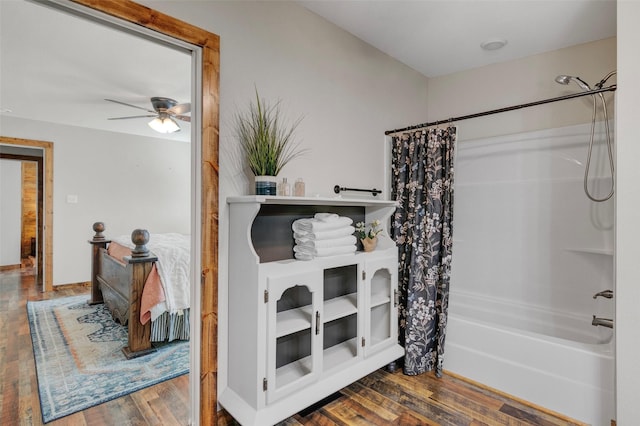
[593,289,613,299]
[592,315,613,328]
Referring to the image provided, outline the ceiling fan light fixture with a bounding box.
[148,116,180,133]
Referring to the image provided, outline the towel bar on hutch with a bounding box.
[333,185,382,196]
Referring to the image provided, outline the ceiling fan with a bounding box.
[106,97,190,134]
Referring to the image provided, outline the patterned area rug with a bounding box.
[27,295,189,423]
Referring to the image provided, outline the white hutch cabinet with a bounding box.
[220,196,403,426]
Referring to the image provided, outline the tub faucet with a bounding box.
[592,316,613,328]
[593,289,613,299]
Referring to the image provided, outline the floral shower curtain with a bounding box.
[390,126,456,377]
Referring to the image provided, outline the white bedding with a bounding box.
[113,233,190,318]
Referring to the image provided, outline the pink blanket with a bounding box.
[139,265,166,325]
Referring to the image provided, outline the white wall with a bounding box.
[138,1,429,197]
[137,0,430,398]
[0,117,191,285]
[427,37,616,140]
[0,159,22,266]
[616,2,640,424]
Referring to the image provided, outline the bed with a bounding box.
[88,222,190,358]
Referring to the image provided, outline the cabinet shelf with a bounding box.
[323,337,358,372]
[276,354,313,389]
[324,293,358,323]
[370,335,390,348]
[276,306,313,338]
[371,291,391,308]
[275,337,360,388]
[227,195,399,207]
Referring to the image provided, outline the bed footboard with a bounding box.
[88,222,108,305]
[98,249,132,324]
[89,223,158,359]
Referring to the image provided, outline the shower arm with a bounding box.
[575,76,592,91]
[596,71,617,89]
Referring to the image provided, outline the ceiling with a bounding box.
[0,0,192,142]
[0,1,616,140]
[300,0,616,77]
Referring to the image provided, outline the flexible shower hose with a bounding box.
[584,92,615,202]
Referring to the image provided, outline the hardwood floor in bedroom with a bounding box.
[1,268,584,426]
[0,268,188,426]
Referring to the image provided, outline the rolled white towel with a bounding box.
[292,216,353,233]
[293,244,356,257]
[294,252,314,261]
[314,213,339,222]
[293,225,355,241]
[295,235,357,249]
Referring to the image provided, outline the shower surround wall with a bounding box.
[446,122,614,425]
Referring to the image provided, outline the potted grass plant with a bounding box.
[234,90,306,195]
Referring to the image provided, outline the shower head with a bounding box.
[555,75,591,91]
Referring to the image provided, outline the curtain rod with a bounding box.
[384,85,617,136]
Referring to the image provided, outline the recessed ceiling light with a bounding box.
[480,39,507,51]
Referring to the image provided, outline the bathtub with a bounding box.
[445,290,614,425]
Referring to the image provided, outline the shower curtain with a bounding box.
[390,127,456,377]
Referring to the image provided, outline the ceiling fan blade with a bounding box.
[174,115,191,123]
[168,102,191,115]
[108,115,157,120]
[105,98,156,113]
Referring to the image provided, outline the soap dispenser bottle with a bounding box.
[281,177,291,196]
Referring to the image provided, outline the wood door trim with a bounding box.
[66,1,220,424]
[0,153,44,283]
[0,137,53,292]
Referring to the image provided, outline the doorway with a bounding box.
[0,152,43,282]
[0,137,54,291]
[1,1,219,424]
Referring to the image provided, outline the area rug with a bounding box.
[27,295,189,423]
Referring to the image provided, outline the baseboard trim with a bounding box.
[0,264,21,272]
[443,369,589,426]
[54,281,91,291]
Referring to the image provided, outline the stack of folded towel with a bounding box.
[292,213,357,260]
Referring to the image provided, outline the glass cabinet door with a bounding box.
[363,258,398,357]
[266,270,322,404]
[322,264,361,373]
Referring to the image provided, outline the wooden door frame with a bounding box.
[0,152,44,282]
[63,1,220,424]
[0,137,54,292]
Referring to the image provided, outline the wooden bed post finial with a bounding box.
[92,222,106,241]
[131,229,150,258]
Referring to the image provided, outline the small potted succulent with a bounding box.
[234,90,307,195]
[355,220,383,252]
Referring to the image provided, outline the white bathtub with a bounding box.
[448,123,615,425]
[445,289,614,425]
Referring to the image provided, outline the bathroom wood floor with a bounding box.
[1,268,585,426]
